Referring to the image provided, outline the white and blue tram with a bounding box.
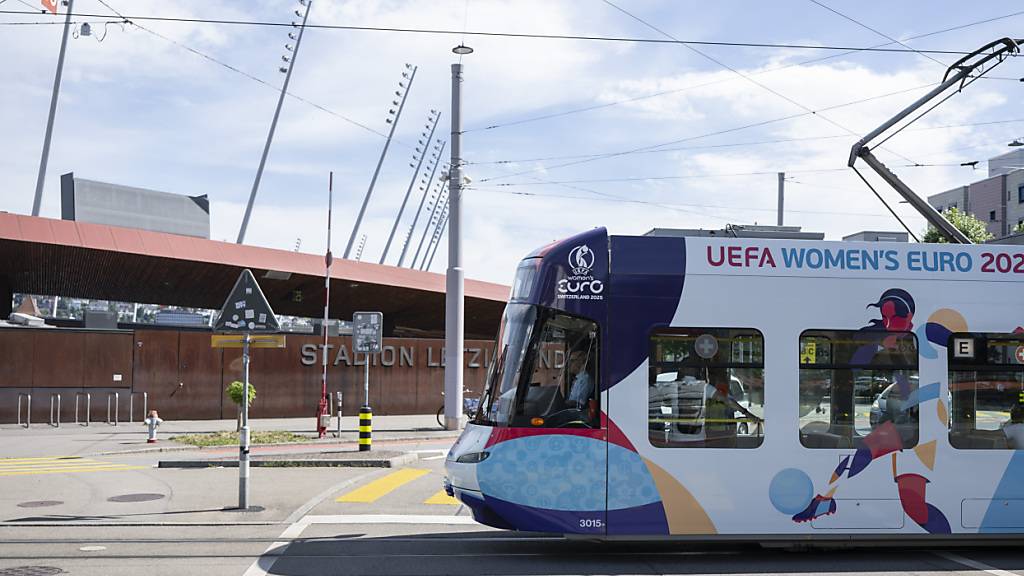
[444,227,1024,540]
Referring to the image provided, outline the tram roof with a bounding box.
[0,213,508,338]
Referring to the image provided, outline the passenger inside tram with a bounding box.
[1004,405,1024,449]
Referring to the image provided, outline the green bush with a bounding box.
[227,380,256,407]
[923,207,993,244]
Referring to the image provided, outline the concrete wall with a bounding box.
[0,328,494,424]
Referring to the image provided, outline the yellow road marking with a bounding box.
[0,465,146,477]
[423,490,459,505]
[335,468,430,503]
[0,456,84,463]
[0,457,104,467]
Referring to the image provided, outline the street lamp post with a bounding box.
[398,140,446,267]
[444,45,471,430]
[380,110,441,264]
[237,0,312,244]
[344,65,417,259]
[32,0,75,217]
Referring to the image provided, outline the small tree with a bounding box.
[1013,221,1024,235]
[922,207,994,244]
[227,380,256,430]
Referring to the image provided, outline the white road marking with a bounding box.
[304,514,477,525]
[421,455,447,461]
[244,469,382,576]
[242,521,309,576]
[935,551,1021,576]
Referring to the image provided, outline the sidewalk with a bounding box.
[0,414,460,459]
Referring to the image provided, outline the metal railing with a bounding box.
[106,392,119,426]
[17,393,30,428]
[49,393,61,428]
[75,392,91,426]
[129,392,147,423]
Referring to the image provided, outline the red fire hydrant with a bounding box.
[144,409,163,443]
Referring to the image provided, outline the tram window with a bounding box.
[648,328,765,449]
[798,330,919,450]
[507,311,599,428]
[948,333,1024,450]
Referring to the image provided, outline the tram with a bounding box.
[444,227,1024,540]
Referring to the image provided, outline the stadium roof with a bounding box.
[0,213,508,338]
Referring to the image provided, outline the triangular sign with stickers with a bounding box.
[214,269,280,333]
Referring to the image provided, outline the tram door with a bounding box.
[518,317,607,535]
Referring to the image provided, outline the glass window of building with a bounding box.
[649,328,765,448]
[948,333,1024,450]
[799,330,919,449]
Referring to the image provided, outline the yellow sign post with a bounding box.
[211,334,286,349]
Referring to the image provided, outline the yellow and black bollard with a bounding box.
[358,405,372,451]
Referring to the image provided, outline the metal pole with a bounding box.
[380,112,441,264]
[318,172,333,438]
[363,354,370,407]
[237,1,312,244]
[399,141,447,267]
[425,211,449,272]
[777,172,784,227]
[32,0,75,217]
[412,181,447,269]
[345,66,418,258]
[239,332,251,509]
[444,62,465,431]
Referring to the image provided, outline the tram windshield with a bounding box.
[477,304,599,428]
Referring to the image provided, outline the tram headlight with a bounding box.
[456,451,490,464]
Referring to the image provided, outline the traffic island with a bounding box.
[158,450,417,469]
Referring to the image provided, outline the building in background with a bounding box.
[989,148,1024,177]
[842,231,909,243]
[61,172,211,239]
[644,224,824,240]
[927,151,1024,240]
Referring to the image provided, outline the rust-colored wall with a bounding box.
[0,328,134,424]
[0,327,493,423]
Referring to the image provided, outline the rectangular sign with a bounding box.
[352,311,383,354]
[211,334,287,349]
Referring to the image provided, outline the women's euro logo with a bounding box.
[559,245,604,300]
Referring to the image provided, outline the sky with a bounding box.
[2,0,1023,286]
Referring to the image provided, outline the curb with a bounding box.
[158,452,418,469]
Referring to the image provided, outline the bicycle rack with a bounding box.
[17,393,30,428]
[106,392,119,426]
[129,392,147,423]
[49,393,61,428]
[75,392,91,426]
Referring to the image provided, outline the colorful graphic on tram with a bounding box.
[446,232,1024,540]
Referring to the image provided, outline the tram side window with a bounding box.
[948,333,1024,450]
[798,330,919,450]
[648,328,765,449]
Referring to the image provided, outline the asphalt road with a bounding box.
[2,435,1024,576]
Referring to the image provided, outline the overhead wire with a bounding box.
[476,82,934,183]
[807,0,949,69]
[87,0,392,140]
[466,117,1024,166]
[468,7,1024,133]
[0,7,1006,55]
[599,0,923,167]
